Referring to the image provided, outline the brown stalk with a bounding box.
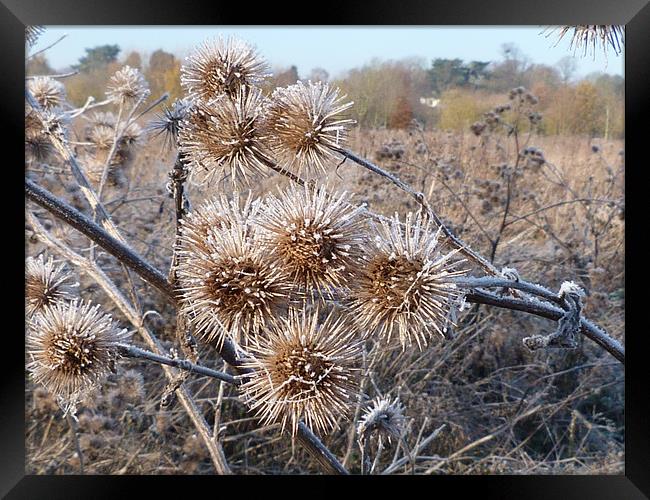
[26,179,350,475]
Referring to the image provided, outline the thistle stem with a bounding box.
[25,178,350,475]
[117,343,237,385]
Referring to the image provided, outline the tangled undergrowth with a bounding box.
[25,29,624,475]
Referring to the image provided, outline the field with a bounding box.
[25,114,625,474]
[24,26,626,475]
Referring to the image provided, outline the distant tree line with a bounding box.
[28,42,623,138]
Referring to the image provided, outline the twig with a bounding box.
[25,181,350,475]
[27,211,232,475]
[464,289,624,363]
[27,33,68,60]
[26,176,625,369]
[117,343,237,385]
[26,178,174,300]
[66,413,84,474]
[67,97,113,119]
[382,424,446,474]
[333,146,500,276]
[453,276,566,307]
[26,70,79,80]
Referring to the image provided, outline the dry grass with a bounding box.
[25,109,624,474]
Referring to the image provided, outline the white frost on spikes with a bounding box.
[501,266,520,282]
[558,281,586,300]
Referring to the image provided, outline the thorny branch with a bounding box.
[333,146,503,277]
[25,179,350,475]
[117,343,237,385]
[26,211,232,475]
[26,177,625,366]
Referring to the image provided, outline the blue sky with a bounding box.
[31,26,624,80]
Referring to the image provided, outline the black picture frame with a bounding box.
[3,0,647,496]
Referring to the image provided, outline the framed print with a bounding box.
[2,0,647,496]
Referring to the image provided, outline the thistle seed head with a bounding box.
[28,77,66,110]
[348,212,467,350]
[177,220,292,346]
[268,81,355,176]
[551,25,624,57]
[357,395,406,445]
[27,300,129,414]
[25,255,75,316]
[257,184,367,299]
[181,36,270,101]
[25,104,65,163]
[88,125,115,152]
[26,26,45,47]
[239,308,362,436]
[178,192,261,254]
[88,111,118,129]
[178,88,274,185]
[120,122,142,147]
[106,66,150,103]
[25,130,55,163]
[147,98,192,150]
[82,158,109,186]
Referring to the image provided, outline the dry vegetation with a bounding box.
[25,29,624,475]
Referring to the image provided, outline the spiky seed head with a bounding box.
[27,300,129,414]
[348,212,467,350]
[26,26,45,47]
[25,255,75,316]
[28,77,66,110]
[551,25,624,57]
[257,184,367,298]
[82,158,108,185]
[357,395,406,445]
[120,122,142,147]
[178,192,261,254]
[25,103,42,135]
[25,104,66,163]
[25,130,54,163]
[147,98,192,150]
[106,65,150,103]
[88,111,118,129]
[181,36,270,101]
[177,219,292,346]
[88,125,115,151]
[178,88,274,185]
[268,81,355,176]
[239,308,362,436]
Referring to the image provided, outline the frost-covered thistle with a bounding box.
[25,255,75,316]
[121,122,142,146]
[106,66,150,103]
[181,36,270,101]
[178,192,260,254]
[239,308,362,436]
[27,300,129,414]
[25,104,63,163]
[25,129,54,163]
[349,212,467,350]
[178,88,274,185]
[26,26,45,47]
[88,111,118,129]
[550,25,624,57]
[28,77,66,110]
[147,99,192,150]
[177,220,292,345]
[257,184,367,298]
[357,395,406,446]
[88,125,115,152]
[268,81,355,176]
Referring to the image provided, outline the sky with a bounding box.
[30,26,624,80]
